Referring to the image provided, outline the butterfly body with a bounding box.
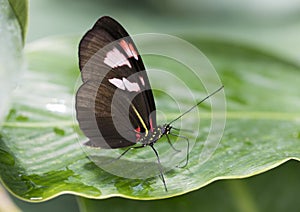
[137,124,172,146]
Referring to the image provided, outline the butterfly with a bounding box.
[75,16,223,192]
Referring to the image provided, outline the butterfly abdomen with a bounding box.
[138,126,165,146]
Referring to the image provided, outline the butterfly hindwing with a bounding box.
[76,16,156,148]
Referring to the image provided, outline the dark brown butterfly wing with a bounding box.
[76,16,156,148]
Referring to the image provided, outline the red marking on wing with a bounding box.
[135,126,141,142]
[150,118,154,132]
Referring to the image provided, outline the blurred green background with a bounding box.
[4,0,300,211]
[26,0,300,64]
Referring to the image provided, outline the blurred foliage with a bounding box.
[7,0,28,43]
[28,0,300,64]
[0,0,25,124]
[0,184,21,212]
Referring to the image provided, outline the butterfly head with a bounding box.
[162,124,172,135]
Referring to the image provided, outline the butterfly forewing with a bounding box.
[76,16,156,148]
[79,16,129,72]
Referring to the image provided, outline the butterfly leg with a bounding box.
[116,145,145,160]
[150,144,167,192]
[170,133,190,168]
[103,145,145,165]
[166,134,181,152]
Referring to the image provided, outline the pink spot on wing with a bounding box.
[135,126,141,142]
[119,40,138,60]
[139,76,145,86]
[122,77,140,92]
[129,43,138,60]
[108,78,125,90]
[104,48,131,68]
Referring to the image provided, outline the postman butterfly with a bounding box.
[75,16,223,192]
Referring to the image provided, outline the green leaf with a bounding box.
[77,160,300,212]
[0,0,25,125]
[0,35,299,201]
[7,0,28,44]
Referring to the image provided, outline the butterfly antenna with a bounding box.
[168,85,224,125]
